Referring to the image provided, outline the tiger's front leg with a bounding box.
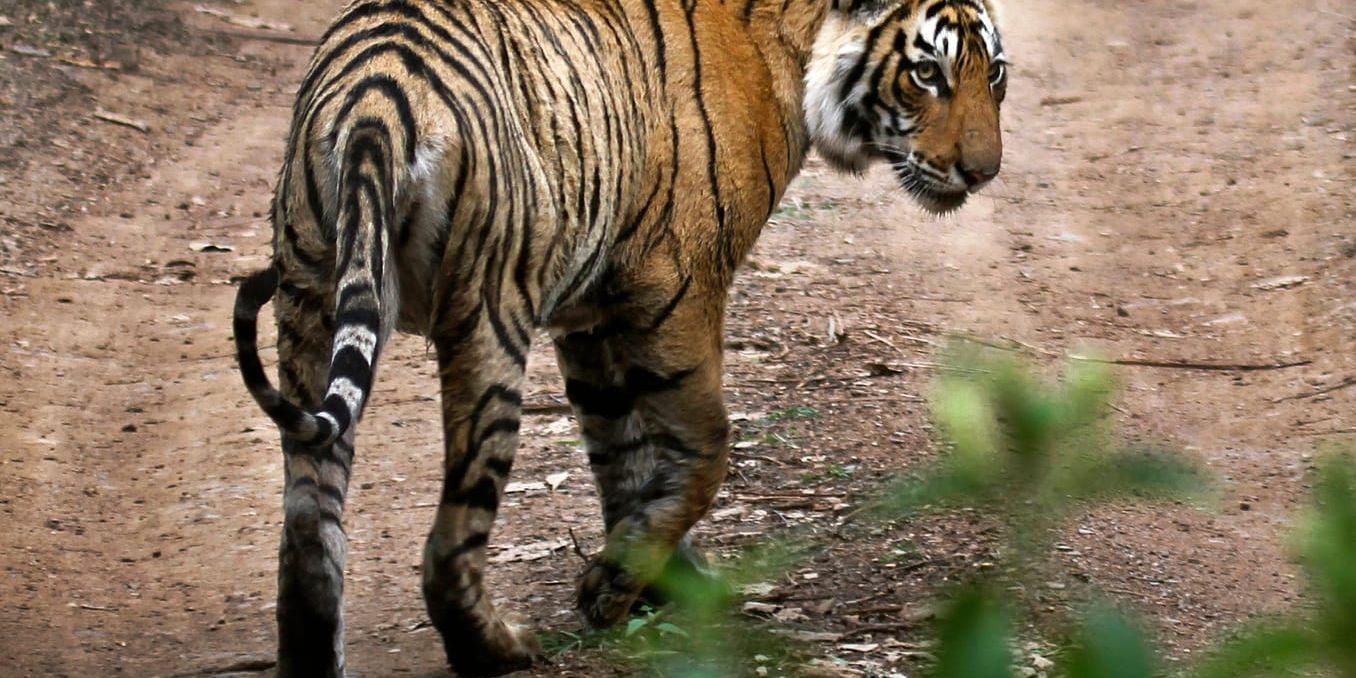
[422,304,541,676]
[555,292,731,628]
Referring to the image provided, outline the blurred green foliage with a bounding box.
[880,349,1210,565]
[1193,450,1356,678]
[585,346,1356,678]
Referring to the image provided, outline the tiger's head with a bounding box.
[806,0,1007,214]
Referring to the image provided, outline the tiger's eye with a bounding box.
[989,62,1005,83]
[915,62,939,83]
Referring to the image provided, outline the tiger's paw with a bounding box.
[576,557,643,630]
[444,619,540,677]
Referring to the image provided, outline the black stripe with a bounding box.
[473,418,522,453]
[330,346,374,392]
[484,456,513,477]
[331,76,417,163]
[435,532,489,561]
[459,477,501,511]
[680,1,730,265]
[485,306,527,367]
[321,393,353,435]
[643,276,692,332]
[566,379,633,419]
[641,0,668,82]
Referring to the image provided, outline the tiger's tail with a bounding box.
[235,122,399,448]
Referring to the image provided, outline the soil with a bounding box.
[0,0,1351,676]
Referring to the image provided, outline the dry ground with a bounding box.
[0,0,1352,675]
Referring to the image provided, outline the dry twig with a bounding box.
[1273,376,1356,403]
[567,528,591,563]
[94,109,149,133]
[961,334,1311,372]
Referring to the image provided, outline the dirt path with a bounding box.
[0,0,1351,675]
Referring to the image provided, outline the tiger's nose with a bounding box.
[961,163,1000,190]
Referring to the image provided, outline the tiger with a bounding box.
[232,0,1005,674]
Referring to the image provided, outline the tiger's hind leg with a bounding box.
[273,281,353,677]
[554,295,731,629]
[422,305,540,676]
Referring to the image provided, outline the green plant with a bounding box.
[584,539,811,677]
[765,406,819,422]
[878,348,1209,576]
[1193,450,1356,678]
[585,347,1356,678]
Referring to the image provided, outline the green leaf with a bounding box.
[1061,445,1210,504]
[1300,452,1356,674]
[766,406,818,421]
[930,587,1015,678]
[655,622,690,638]
[1190,624,1316,678]
[1064,604,1155,678]
[625,617,648,637]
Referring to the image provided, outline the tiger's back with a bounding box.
[276,0,805,337]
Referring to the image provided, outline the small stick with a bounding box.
[814,395,925,404]
[523,400,572,415]
[1084,357,1311,372]
[1273,376,1356,403]
[860,329,897,349]
[895,294,974,303]
[833,505,874,536]
[94,109,149,133]
[739,491,847,499]
[838,622,912,640]
[567,528,591,563]
[846,604,904,616]
[201,27,320,45]
[166,657,277,677]
[842,590,891,607]
[1299,427,1356,437]
[1040,95,1084,107]
[732,450,789,467]
[966,334,1312,373]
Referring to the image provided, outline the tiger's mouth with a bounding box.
[883,150,969,215]
[900,176,969,215]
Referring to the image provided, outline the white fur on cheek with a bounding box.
[803,15,872,174]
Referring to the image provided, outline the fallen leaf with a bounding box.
[546,472,569,491]
[865,362,905,377]
[190,242,234,253]
[488,539,567,564]
[1252,275,1310,291]
[94,109,150,133]
[774,630,842,642]
[741,582,776,597]
[504,481,546,494]
[540,417,573,435]
[10,44,52,57]
[742,601,780,615]
[838,643,880,653]
[193,5,295,31]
